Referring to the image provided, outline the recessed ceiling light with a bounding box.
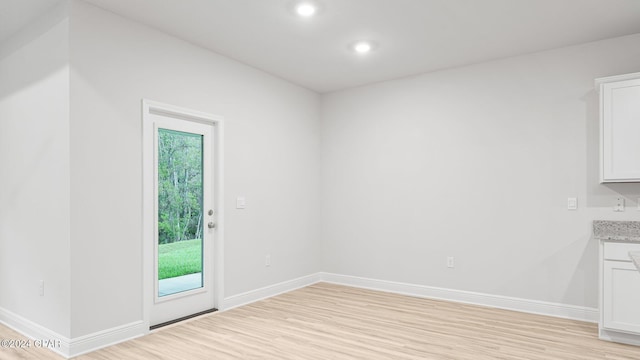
[295,2,318,17]
[352,41,375,54]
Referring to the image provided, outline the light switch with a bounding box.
[567,197,578,210]
[236,196,246,209]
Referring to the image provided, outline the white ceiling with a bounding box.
[5,1,640,93]
[0,0,62,44]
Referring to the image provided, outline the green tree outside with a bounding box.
[157,129,203,279]
[157,129,203,245]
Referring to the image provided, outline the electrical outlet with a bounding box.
[447,257,454,268]
[39,280,44,296]
[614,198,625,212]
[637,198,640,211]
[265,255,271,267]
[567,197,578,210]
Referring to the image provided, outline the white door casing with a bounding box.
[142,100,224,328]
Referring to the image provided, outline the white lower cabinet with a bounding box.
[600,241,640,345]
[602,261,640,332]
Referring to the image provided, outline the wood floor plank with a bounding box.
[2,282,640,359]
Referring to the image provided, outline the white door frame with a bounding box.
[142,99,224,330]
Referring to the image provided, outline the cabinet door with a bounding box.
[603,260,640,333]
[601,78,640,182]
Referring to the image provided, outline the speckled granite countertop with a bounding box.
[593,220,640,242]
[630,252,640,272]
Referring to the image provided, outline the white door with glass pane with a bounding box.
[143,101,220,328]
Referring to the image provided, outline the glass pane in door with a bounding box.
[157,128,204,297]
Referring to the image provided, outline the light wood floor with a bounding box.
[2,282,640,359]
[0,325,63,360]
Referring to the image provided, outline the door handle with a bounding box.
[208,222,216,229]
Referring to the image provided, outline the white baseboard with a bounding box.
[0,306,146,358]
[222,272,597,323]
[0,306,70,358]
[319,272,599,323]
[67,321,146,358]
[222,273,321,311]
[599,329,640,347]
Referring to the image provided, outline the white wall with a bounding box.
[320,33,640,309]
[69,1,320,337]
[4,0,640,345]
[0,7,71,337]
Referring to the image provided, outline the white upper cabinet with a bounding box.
[597,72,640,183]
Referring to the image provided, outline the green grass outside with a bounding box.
[158,239,202,280]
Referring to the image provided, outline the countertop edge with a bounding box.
[596,236,640,243]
